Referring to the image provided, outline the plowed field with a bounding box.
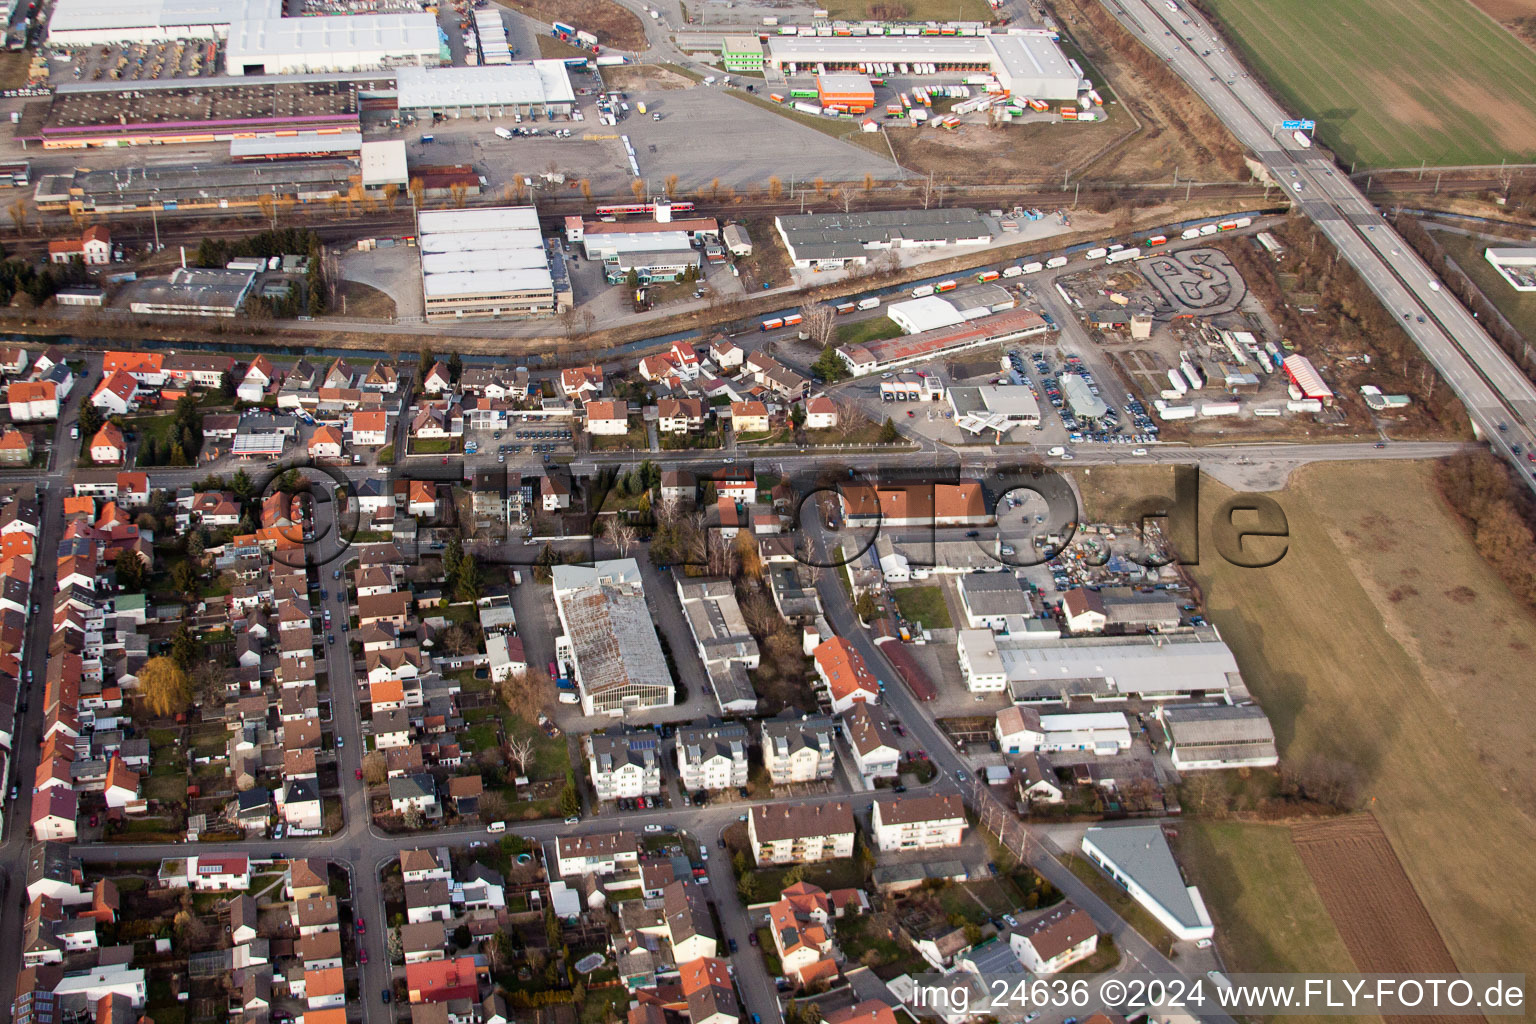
[1291,815,1480,1024]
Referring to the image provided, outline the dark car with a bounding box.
[382,990,392,1005]
[748,932,758,946]
[728,938,739,953]
[965,530,979,538]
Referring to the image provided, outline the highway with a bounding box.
[1106,0,1536,487]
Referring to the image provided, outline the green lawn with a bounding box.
[1201,0,1536,167]
[1171,823,1360,977]
[409,437,456,455]
[1433,229,1536,342]
[891,585,952,630]
[835,316,903,348]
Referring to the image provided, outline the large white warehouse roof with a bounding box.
[417,205,553,301]
[48,0,277,43]
[395,62,575,109]
[226,13,440,75]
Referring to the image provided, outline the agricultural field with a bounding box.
[1201,0,1536,167]
[1184,460,1536,975]
[1291,816,1462,978]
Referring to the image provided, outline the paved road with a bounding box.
[1105,0,1536,490]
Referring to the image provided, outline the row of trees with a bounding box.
[1435,452,1536,609]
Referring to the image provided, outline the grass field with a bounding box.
[1432,228,1536,339]
[1186,461,1536,975]
[891,585,953,629]
[1202,0,1536,167]
[836,316,903,348]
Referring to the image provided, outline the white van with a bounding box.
[1048,446,1066,456]
[494,126,513,139]
[487,821,507,834]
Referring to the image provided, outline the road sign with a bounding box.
[1281,119,1316,131]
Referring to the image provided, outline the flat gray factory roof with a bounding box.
[985,33,1074,82]
[396,62,575,109]
[1082,824,1211,934]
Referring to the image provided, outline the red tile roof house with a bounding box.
[406,956,486,1003]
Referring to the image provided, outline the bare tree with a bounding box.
[610,518,637,557]
[800,302,837,351]
[829,187,854,213]
[505,733,535,776]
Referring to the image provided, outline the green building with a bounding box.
[721,35,765,73]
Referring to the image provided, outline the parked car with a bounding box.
[382,990,392,1005]
[355,768,364,780]
[748,932,758,946]
[356,917,366,934]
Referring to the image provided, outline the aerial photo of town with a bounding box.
[0,0,1530,1021]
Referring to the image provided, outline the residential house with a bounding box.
[748,802,855,866]
[308,426,344,459]
[351,410,390,447]
[0,429,33,465]
[404,957,484,1004]
[390,774,440,817]
[238,356,277,403]
[554,832,639,878]
[406,880,451,924]
[842,703,900,785]
[768,882,840,986]
[90,371,139,416]
[662,880,717,962]
[814,637,880,714]
[1009,902,1097,974]
[804,396,838,430]
[584,400,629,436]
[586,729,663,802]
[759,710,837,786]
[870,793,966,852]
[730,401,769,435]
[8,381,60,422]
[677,957,738,1024]
[657,397,706,434]
[89,424,126,466]
[675,720,749,793]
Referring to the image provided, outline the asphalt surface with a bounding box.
[1106,0,1536,489]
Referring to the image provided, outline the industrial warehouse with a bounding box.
[838,308,1050,376]
[764,31,1079,100]
[224,13,442,76]
[44,0,272,46]
[418,206,571,322]
[774,208,993,269]
[394,63,576,118]
[23,74,381,149]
